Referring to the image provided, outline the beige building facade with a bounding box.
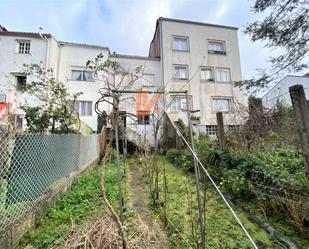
[150,18,247,134]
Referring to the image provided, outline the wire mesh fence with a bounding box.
[0,131,99,236]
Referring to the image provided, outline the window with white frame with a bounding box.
[170,96,191,111]
[200,67,214,81]
[212,98,232,112]
[173,36,189,51]
[74,101,92,116]
[71,70,93,81]
[208,40,225,54]
[18,41,31,54]
[174,65,188,80]
[216,67,231,82]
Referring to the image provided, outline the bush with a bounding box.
[165,149,193,172]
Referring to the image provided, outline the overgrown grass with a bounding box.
[147,157,275,249]
[19,162,125,248]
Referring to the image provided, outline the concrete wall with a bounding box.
[160,19,247,127]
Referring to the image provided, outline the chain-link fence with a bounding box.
[0,131,99,236]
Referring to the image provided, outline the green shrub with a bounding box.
[165,149,193,171]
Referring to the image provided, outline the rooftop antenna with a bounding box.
[38,26,45,40]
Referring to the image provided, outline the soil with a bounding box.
[127,162,170,249]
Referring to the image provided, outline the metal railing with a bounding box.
[0,131,99,236]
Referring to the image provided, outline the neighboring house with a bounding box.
[262,74,309,109]
[0,30,54,129]
[0,17,247,142]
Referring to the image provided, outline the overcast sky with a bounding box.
[0,0,304,84]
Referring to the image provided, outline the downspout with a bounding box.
[56,43,62,79]
[159,18,165,107]
[46,37,50,69]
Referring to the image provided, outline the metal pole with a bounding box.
[122,121,127,175]
[185,91,205,249]
[113,94,125,224]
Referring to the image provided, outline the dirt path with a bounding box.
[127,162,170,249]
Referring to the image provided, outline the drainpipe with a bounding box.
[159,18,165,106]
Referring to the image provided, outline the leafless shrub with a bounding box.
[53,213,161,249]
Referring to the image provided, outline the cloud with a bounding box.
[1,0,305,82]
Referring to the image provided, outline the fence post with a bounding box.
[216,112,225,148]
[289,85,309,192]
[185,91,205,249]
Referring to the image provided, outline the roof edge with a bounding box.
[110,53,160,61]
[59,41,110,51]
[158,17,238,30]
[0,31,53,39]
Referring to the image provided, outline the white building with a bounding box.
[262,74,309,109]
[0,17,247,144]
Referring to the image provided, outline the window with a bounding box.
[212,98,232,112]
[174,65,188,80]
[71,70,93,81]
[208,41,225,54]
[18,41,30,54]
[16,75,26,91]
[137,115,150,124]
[216,68,231,83]
[74,101,92,116]
[170,96,192,111]
[200,67,214,81]
[173,36,189,51]
[171,98,187,111]
[205,125,218,136]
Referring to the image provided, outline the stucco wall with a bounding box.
[57,43,110,131]
[160,20,247,126]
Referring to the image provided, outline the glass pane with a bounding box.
[175,67,187,79]
[181,99,187,110]
[86,101,92,115]
[173,38,188,50]
[72,70,82,81]
[213,99,230,112]
[208,42,224,51]
[81,102,86,116]
[217,68,230,82]
[25,43,30,54]
[171,100,176,111]
[201,68,213,80]
[19,43,24,53]
[83,71,93,81]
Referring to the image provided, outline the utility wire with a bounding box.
[157,100,259,249]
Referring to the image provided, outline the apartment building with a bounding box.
[0,17,247,141]
[149,18,247,135]
[262,74,309,109]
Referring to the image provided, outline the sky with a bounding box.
[0,0,305,85]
